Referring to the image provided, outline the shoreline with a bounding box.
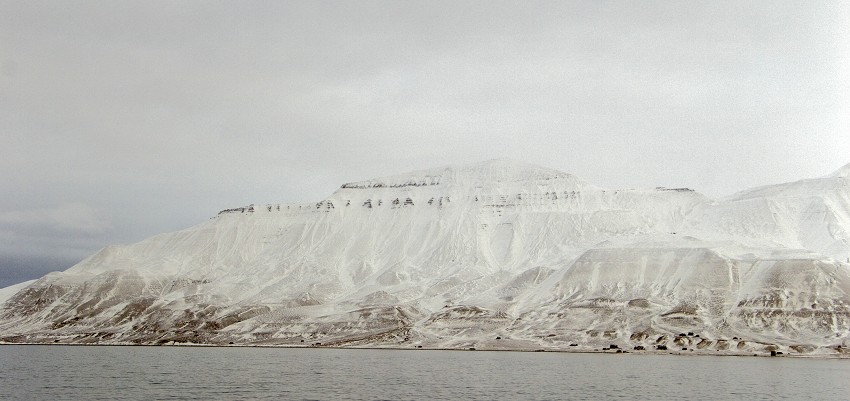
[2,341,848,360]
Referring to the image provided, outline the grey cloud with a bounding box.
[0,204,112,278]
[0,203,111,236]
[0,254,81,288]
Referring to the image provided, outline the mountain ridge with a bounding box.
[1,159,849,356]
[831,162,850,178]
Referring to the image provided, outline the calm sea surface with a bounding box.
[0,345,848,400]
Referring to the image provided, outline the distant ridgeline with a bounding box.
[339,176,442,189]
[216,197,453,215]
[655,187,695,192]
[216,186,693,217]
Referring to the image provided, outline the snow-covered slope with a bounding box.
[1,159,849,356]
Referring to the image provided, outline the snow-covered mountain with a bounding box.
[2,159,849,356]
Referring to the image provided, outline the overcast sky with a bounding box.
[1,1,848,287]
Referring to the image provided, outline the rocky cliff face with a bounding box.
[2,159,849,355]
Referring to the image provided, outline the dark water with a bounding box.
[0,346,848,400]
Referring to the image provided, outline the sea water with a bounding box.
[0,345,848,400]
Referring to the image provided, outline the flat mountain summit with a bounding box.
[340,158,588,189]
[2,159,849,356]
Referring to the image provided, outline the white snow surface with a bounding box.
[1,159,849,356]
[0,280,35,306]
